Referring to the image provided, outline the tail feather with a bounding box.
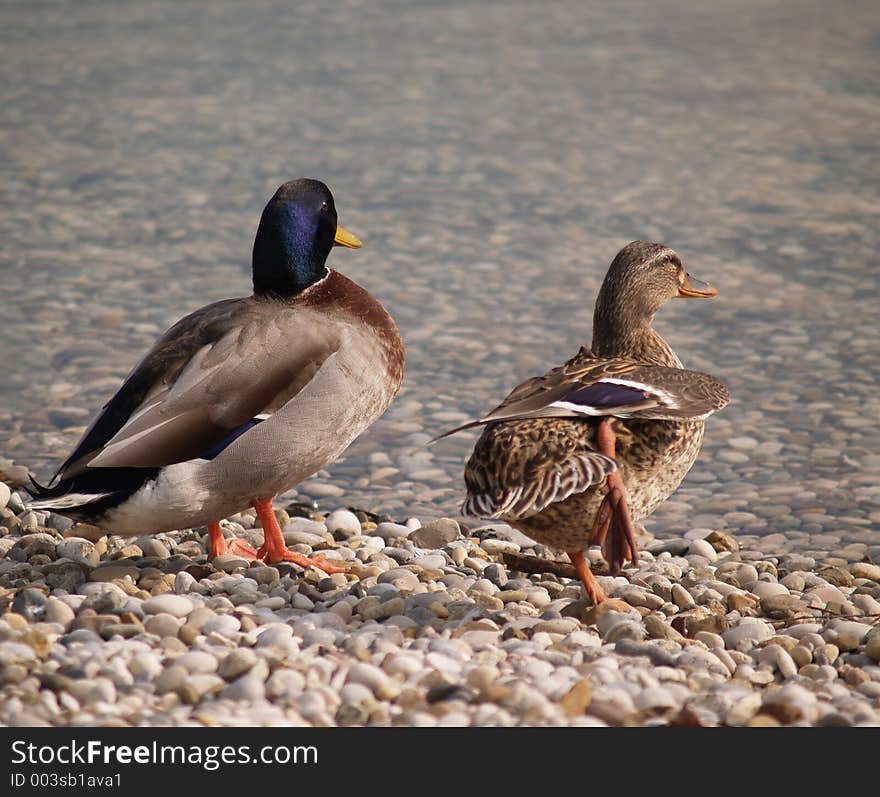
[25,467,159,518]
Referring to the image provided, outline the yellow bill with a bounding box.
[334,224,363,249]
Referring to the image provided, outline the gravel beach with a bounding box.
[1,478,878,727]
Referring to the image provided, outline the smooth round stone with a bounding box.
[212,555,250,573]
[255,623,294,647]
[467,578,497,597]
[68,677,117,705]
[412,554,447,570]
[826,621,871,651]
[184,606,217,630]
[694,631,724,650]
[137,538,170,559]
[55,538,100,567]
[0,482,10,508]
[155,665,188,694]
[325,509,362,537]
[283,518,329,536]
[175,651,219,674]
[758,646,798,679]
[61,628,102,644]
[762,683,818,723]
[852,594,880,615]
[375,522,410,542]
[780,572,806,591]
[201,614,241,636]
[782,623,824,640]
[283,530,328,548]
[185,674,225,701]
[634,686,677,712]
[718,563,759,586]
[761,595,807,615]
[483,563,508,587]
[174,571,198,594]
[781,555,816,572]
[850,562,880,581]
[218,648,258,680]
[347,662,395,698]
[291,593,315,610]
[143,613,182,638]
[266,669,306,701]
[129,651,162,682]
[750,582,790,599]
[6,490,26,514]
[222,674,266,701]
[12,588,48,620]
[78,582,127,600]
[806,584,847,605]
[409,518,460,549]
[301,482,344,498]
[350,535,386,554]
[255,596,286,610]
[726,693,763,727]
[377,568,421,589]
[142,594,194,618]
[524,587,551,609]
[687,538,718,561]
[43,598,75,628]
[381,653,424,679]
[671,584,696,610]
[480,539,520,556]
[722,620,775,650]
[604,621,647,643]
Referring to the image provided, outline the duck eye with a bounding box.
[320,201,330,212]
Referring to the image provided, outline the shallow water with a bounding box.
[2,1,878,552]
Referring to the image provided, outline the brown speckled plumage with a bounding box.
[452,241,729,600]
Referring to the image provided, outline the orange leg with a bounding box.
[208,521,262,560]
[568,549,607,605]
[208,522,226,557]
[590,419,639,575]
[252,497,346,574]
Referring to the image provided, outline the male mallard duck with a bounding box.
[28,179,405,571]
[439,241,728,603]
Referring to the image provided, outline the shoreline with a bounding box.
[1,475,879,727]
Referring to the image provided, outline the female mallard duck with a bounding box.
[28,179,405,571]
[440,241,728,603]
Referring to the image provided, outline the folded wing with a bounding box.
[56,298,341,478]
[436,350,729,441]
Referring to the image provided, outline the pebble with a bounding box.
[325,509,363,538]
[374,522,411,542]
[218,648,258,680]
[142,594,194,618]
[671,584,696,610]
[143,613,182,638]
[43,598,75,628]
[175,651,219,674]
[722,620,775,650]
[266,669,306,702]
[55,538,100,567]
[222,674,266,702]
[409,518,460,549]
[687,538,718,561]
